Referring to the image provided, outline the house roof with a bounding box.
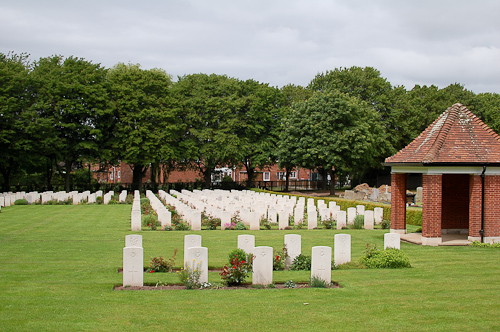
[384,103,500,166]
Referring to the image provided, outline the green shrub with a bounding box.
[220,249,254,286]
[284,280,297,288]
[175,222,190,231]
[14,199,28,205]
[227,248,249,265]
[149,250,177,272]
[178,262,202,289]
[142,214,160,230]
[260,218,271,230]
[273,245,288,271]
[310,275,328,288]
[469,241,500,248]
[359,245,411,269]
[234,222,246,230]
[380,219,391,229]
[290,254,311,271]
[322,217,335,229]
[349,215,364,229]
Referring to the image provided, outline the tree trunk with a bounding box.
[46,159,53,191]
[0,168,11,192]
[65,160,72,192]
[329,168,336,196]
[284,166,292,192]
[203,168,212,189]
[319,168,328,191]
[131,164,146,192]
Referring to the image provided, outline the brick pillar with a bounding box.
[469,175,482,241]
[484,175,500,242]
[390,173,406,234]
[422,174,442,245]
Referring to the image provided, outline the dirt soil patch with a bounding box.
[114,282,339,291]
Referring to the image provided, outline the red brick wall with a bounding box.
[469,175,482,238]
[390,173,406,230]
[441,174,469,229]
[484,175,500,237]
[422,174,442,237]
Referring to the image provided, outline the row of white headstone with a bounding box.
[122,233,401,287]
[170,189,385,230]
[0,190,129,206]
[131,191,141,231]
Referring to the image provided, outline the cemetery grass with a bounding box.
[1,206,500,331]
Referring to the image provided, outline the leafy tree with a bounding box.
[278,84,311,191]
[0,52,32,191]
[279,90,387,195]
[231,79,284,187]
[29,55,110,192]
[107,63,176,191]
[172,74,245,187]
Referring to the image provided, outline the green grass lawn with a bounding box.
[1,204,500,331]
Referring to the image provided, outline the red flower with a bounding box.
[241,261,245,264]
[149,270,154,273]
[276,256,280,260]
[233,266,236,269]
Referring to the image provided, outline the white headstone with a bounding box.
[252,246,273,285]
[284,234,301,269]
[123,235,143,287]
[184,246,208,283]
[249,211,260,230]
[267,208,278,223]
[125,234,143,248]
[336,211,347,229]
[190,210,202,231]
[384,233,401,249]
[364,211,374,230]
[356,205,365,216]
[374,207,384,224]
[347,207,356,225]
[334,234,351,266]
[308,209,318,229]
[294,207,304,225]
[238,234,255,255]
[220,211,231,230]
[184,235,202,263]
[131,210,141,231]
[278,210,289,230]
[311,246,332,284]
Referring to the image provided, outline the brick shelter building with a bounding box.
[384,103,500,246]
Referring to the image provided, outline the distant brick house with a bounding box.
[95,161,316,185]
[384,103,500,245]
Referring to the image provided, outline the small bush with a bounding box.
[310,275,328,288]
[349,215,364,229]
[469,241,500,248]
[380,219,391,229]
[284,280,297,288]
[149,250,177,272]
[142,214,160,230]
[273,245,288,271]
[178,261,202,289]
[234,222,247,230]
[322,217,335,229]
[175,222,190,231]
[359,244,411,269]
[14,199,28,205]
[260,218,271,230]
[290,254,311,271]
[220,250,254,286]
[267,283,276,288]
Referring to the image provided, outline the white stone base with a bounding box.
[484,237,500,244]
[468,236,481,242]
[390,229,407,235]
[422,237,442,246]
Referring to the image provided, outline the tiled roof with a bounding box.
[385,103,500,165]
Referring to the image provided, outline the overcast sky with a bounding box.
[1,0,499,94]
